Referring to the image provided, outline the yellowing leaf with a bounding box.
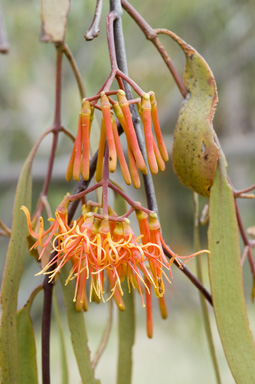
[208,158,255,383]
[40,0,70,43]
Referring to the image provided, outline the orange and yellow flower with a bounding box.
[22,199,207,337]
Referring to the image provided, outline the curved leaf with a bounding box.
[59,265,100,384]
[0,151,33,383]
[17,286,42,384]
[0,131,49,383]
[208,158,255,383]
[193,193,221,384]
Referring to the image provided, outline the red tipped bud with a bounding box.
[136,210,150,244]
[145,278,153,338]
[111,114,131,185]
[117,90,147,174]
[81,99,91,180]
[150,92,169,162]
[95,119,106,182]
[101,93,117,173]
[140,94,158,174]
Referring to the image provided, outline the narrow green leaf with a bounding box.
[59,265,100,384]
[0,151,33,383]
[208,159,255,383]
[117,280,135,384]
[0,131,49,384]
[53,291,69,384]
[193,192,221,384]
[17,286,42,384]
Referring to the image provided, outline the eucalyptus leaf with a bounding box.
[208,159,255,383]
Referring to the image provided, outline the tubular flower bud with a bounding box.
[117,90,147,174]
[65,89,168,189]
[95,119,106,182]
[150,92,169,162]
[127,143,141,189]
[111,114,131,185]
[81,99,92,180]
[100,93,117,173]
[135,209,150,244]
[140,94,158,174]
[66,99,92,182]
[145,278,153,338]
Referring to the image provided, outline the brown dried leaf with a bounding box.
[40,0,70,43]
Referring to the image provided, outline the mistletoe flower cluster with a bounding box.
[22,198,173,310]
[65,90,169,188]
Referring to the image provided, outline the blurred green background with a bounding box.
[0,0,255,383]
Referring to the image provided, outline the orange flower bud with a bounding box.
[81,99,91,180]
[153,137,165,171]
[75,268,88,312]
[100,93,117,173]
[150,92,169,162]
[145,278,153,338]
[117,90,147,174]
[111,114,131,185]
[95,119,106,182]
[108,270,126,311]
[65,144,76,182]
[127,144,141,189]
[158,296,168,319]
[136,210,150,244]
[73,113,83,180]
[140,94,158,174]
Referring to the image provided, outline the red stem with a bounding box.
[41,44,63,384]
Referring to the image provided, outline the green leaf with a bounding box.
[59,265,100,384]
[193,192,221,384]
[208,159,255,383]
[17,286,42,384]
[117,280,135,384]
[0,130,48,383]
[53,291,69,384]
[0,150,33,383]
[40,0,70,43]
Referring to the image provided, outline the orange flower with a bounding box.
[22,199,208,336]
